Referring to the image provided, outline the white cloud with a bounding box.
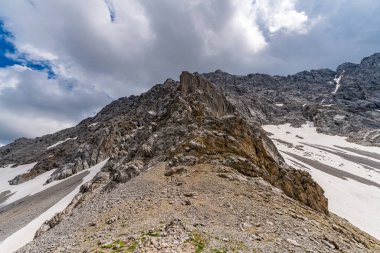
[255,0,309,33]
[0,0,312,98]
[0,65,109,142]
[0,0,154,97]
[0,110,74,140]
[189,0,267,56]
[0,65,25,93]
[0,0,379,144]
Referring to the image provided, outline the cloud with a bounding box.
[0,65,109,142]
[0,0,379,144]
[255,0,309,33]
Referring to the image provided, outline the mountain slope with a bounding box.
[0,72,328,213]
[0,55,379,252]
[19,163,380,253]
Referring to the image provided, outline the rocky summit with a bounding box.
[0,54,380,252]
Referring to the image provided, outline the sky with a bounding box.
[0,0,380,145]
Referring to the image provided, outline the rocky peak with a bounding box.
[336,53,380,75]
[179,71,235,117]
[334,53,380,104]
[360,53,380,67]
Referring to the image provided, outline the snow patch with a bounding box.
[0,163,37,203]
[275,103,284,107]
[88,122,98,127]
[0,158,109,252]
[148,110,156,116]
[0,164,81,207]
[47,137,77,150]
[306,121,314,128]
[334,115,346,121]
[263,123,380,240]
[332,71,344,94]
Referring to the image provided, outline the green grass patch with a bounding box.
[127,240,139,252]
[191,232,208,253]
[211,248,228,253]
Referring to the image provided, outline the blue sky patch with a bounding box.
[0,20,18,67]
[0,19,56,78]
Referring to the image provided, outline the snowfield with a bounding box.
[0,163,62,207]
[263,123,380,240]
[0,159,108,252]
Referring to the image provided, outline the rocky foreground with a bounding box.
[19,163,380,253]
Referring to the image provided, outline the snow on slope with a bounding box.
[332,71,344,94]
[0,159,108,252]
[47,137,77,149]
[0,163,37,205]
[0,163,86,207]
[263,123,380,240]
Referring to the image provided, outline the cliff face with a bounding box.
[174,72,328,213]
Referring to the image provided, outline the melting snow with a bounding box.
[148,111,156,116]
[0,159,109,252]
[47,137,77,150]
[334,115,346,121]
[0,163,37,204]
[332,71,344,94]
[0,161,95,207]
[263,123,380,240]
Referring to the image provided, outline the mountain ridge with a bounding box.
[0,54,380,252]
